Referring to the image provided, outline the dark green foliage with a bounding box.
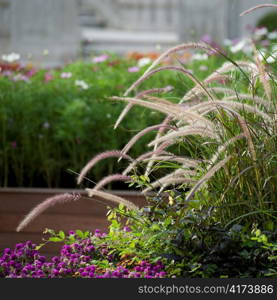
[257,11,277,32]
[0,57,186,188]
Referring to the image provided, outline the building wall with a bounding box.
[0,0,276,65]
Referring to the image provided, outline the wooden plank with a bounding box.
[0,213,109,233]
[0,188,147,214]
[0,189,148,257]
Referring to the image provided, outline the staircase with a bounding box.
[78,0,180,55]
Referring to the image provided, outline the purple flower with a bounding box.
[44,72,53,82]
[123,226,131,232]
[60,72,72,79]
[52,269,59,276]
[128,66,140,73]
[2,70,12,77]
[15,243,23,250]
[92,54,109,63]
[26,69,37,77]
[201,34,213,44]
[158,271,166,277]
[261,39,270,47]
[3,248,11,254]
[51,256,59,263]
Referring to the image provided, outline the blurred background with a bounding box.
[0,0,276,67]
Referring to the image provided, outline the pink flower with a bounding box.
[26,69,37,77]
[2,70,12,77]
[44,72,53,82]
[12,74,29,82]
[123,226,131,232]
[261,40,270,47]
[60,72,72,79]
[92,54,109,63]
[128,66,140,73]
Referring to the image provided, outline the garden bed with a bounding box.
[0,188,146,257]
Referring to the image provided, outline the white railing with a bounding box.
[80,0,180,31]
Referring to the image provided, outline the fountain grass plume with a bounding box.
[147,125,218,147]
[92,174,131,191]
[144,115,173,176]
[209,134,245,165]
[240,4,277,16]
[133,42,213,91]
[16,193,81,232]
[120,124,177,158]
[189,100,272,122]
[221,94,272,110]
[252,41,272,100]
[142,155,201,167]
[123,65,215,102]
[110,96,215,131]
[182,84,233,102]
[77,150,133,184]
[142,168,197,193]
[185,155,232,202]
[122,147,173,175]
[183,87,272,109]
[181,60,260,102]
[144,177,196,194]
[143,95,176,106]
[86,189,139,210]
[114,86,173,129]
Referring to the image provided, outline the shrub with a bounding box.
[0,229,166,278]
[0,54,192,188]
[257,11,277,32]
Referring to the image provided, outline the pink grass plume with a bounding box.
[16,193,81,232]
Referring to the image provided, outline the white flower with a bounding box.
[12,74,30,82]
[191,53,208,61]
[75,80,89,90]
[60,72,72,79]
[229,38,252,54]
[268,31,277,40]
[254,27,268,37]
[43,49,49,56]
[272,45,277,53]
[2,52,20,63]
[199,65,208,71]
[230,39,247,53]
[137,57,152,67]
[258,49,276,64]
[106,113,111,119]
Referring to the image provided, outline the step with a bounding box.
[82,27,179,54]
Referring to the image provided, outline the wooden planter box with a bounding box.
[0,188,147,257]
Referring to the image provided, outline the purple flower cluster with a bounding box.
[0,230,167,278]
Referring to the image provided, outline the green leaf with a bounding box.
[59,230,65,240]
[49,237,63,242]
[83,231,90,238]
[35,243,45,250]
[75,230,84,238]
